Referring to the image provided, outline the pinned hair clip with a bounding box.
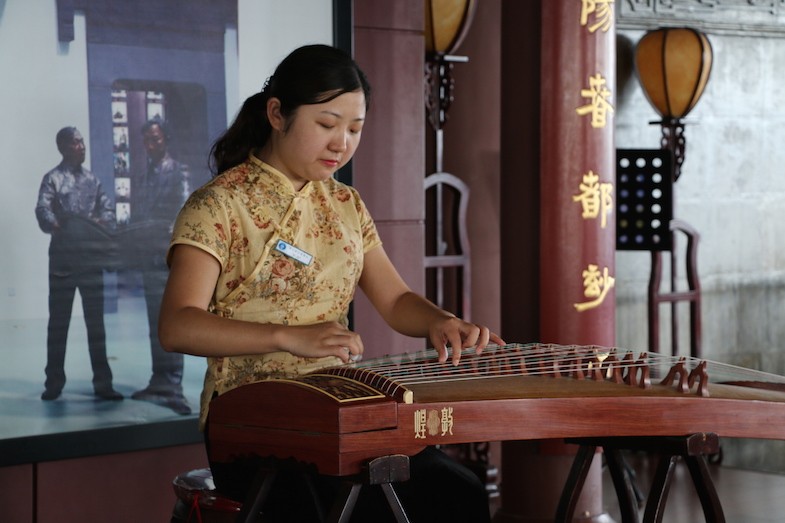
[261,76,273,94]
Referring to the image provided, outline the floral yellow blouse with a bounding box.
[168,156,382,428]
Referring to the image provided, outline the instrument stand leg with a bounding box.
[234,460,330,523]
[236,466,277,523]
[619,453,647,506]
[326,454,412,523]
[684,454,725,523]
[380,482,409,523]
[558,433,725,523]
[304,473,328,522]
[326,481,363,523]
[641,455,678,523]
[605,449,644,523]
[554,444,603,523]
[233,455,412,523]
[555,445,639,523]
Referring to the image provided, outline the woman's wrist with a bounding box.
[265,322,286,353]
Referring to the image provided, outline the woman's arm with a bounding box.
[358,246,504,365]
[158,244,363,362]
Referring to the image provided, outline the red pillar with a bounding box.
[540,0,616,519]
[497,0,616,521]
[539,0,616,348]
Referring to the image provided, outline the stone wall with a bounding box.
[615,20,785,471]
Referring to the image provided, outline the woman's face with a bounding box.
[266,90,366,190]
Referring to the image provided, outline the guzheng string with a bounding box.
[348,343,785,387]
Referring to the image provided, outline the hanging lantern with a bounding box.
[424,0,477,163]
[425,0,477,56]
[424,0,476,137]
[635,27,713,180]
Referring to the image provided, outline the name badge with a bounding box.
[274,240,313,266]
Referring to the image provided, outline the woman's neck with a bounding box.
[253,148,307,192]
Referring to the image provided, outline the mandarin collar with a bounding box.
[248,154,314,197]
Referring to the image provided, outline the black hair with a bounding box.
[141,117,170,142]
[56,126,78,152]
[209,44,371,176]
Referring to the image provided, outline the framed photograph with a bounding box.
[0,0,338,464]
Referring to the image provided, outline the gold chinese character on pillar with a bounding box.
[573,170,614,228]
[574,264,615,312]
[579,0,615,34]
[576,73,614,128]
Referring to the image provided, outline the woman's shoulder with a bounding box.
[319,177,364,204]
[212,162,257,190]
[188,163,255,200]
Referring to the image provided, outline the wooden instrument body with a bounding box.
[207,370,785,476]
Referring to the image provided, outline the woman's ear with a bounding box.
[267,97,285,131]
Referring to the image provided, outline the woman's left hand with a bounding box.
[428,317,506,366]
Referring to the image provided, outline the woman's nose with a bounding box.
[330,132,348,152]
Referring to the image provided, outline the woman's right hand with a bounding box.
[161,245,364,362]
[279,322,364,363]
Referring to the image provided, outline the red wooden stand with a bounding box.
[235,454,412,523]
[556,433,724,523]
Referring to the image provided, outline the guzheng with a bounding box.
[207,343,785,476]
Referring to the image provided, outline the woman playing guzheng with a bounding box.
[158,44,504,522]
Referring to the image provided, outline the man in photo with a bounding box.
[129,118,192,414]
[35,126,123,401]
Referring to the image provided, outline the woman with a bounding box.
[159,44,504,522]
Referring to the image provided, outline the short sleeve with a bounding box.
[167,186,231,269]
[350,187,382,254]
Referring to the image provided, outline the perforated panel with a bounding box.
[616,149,674,251]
